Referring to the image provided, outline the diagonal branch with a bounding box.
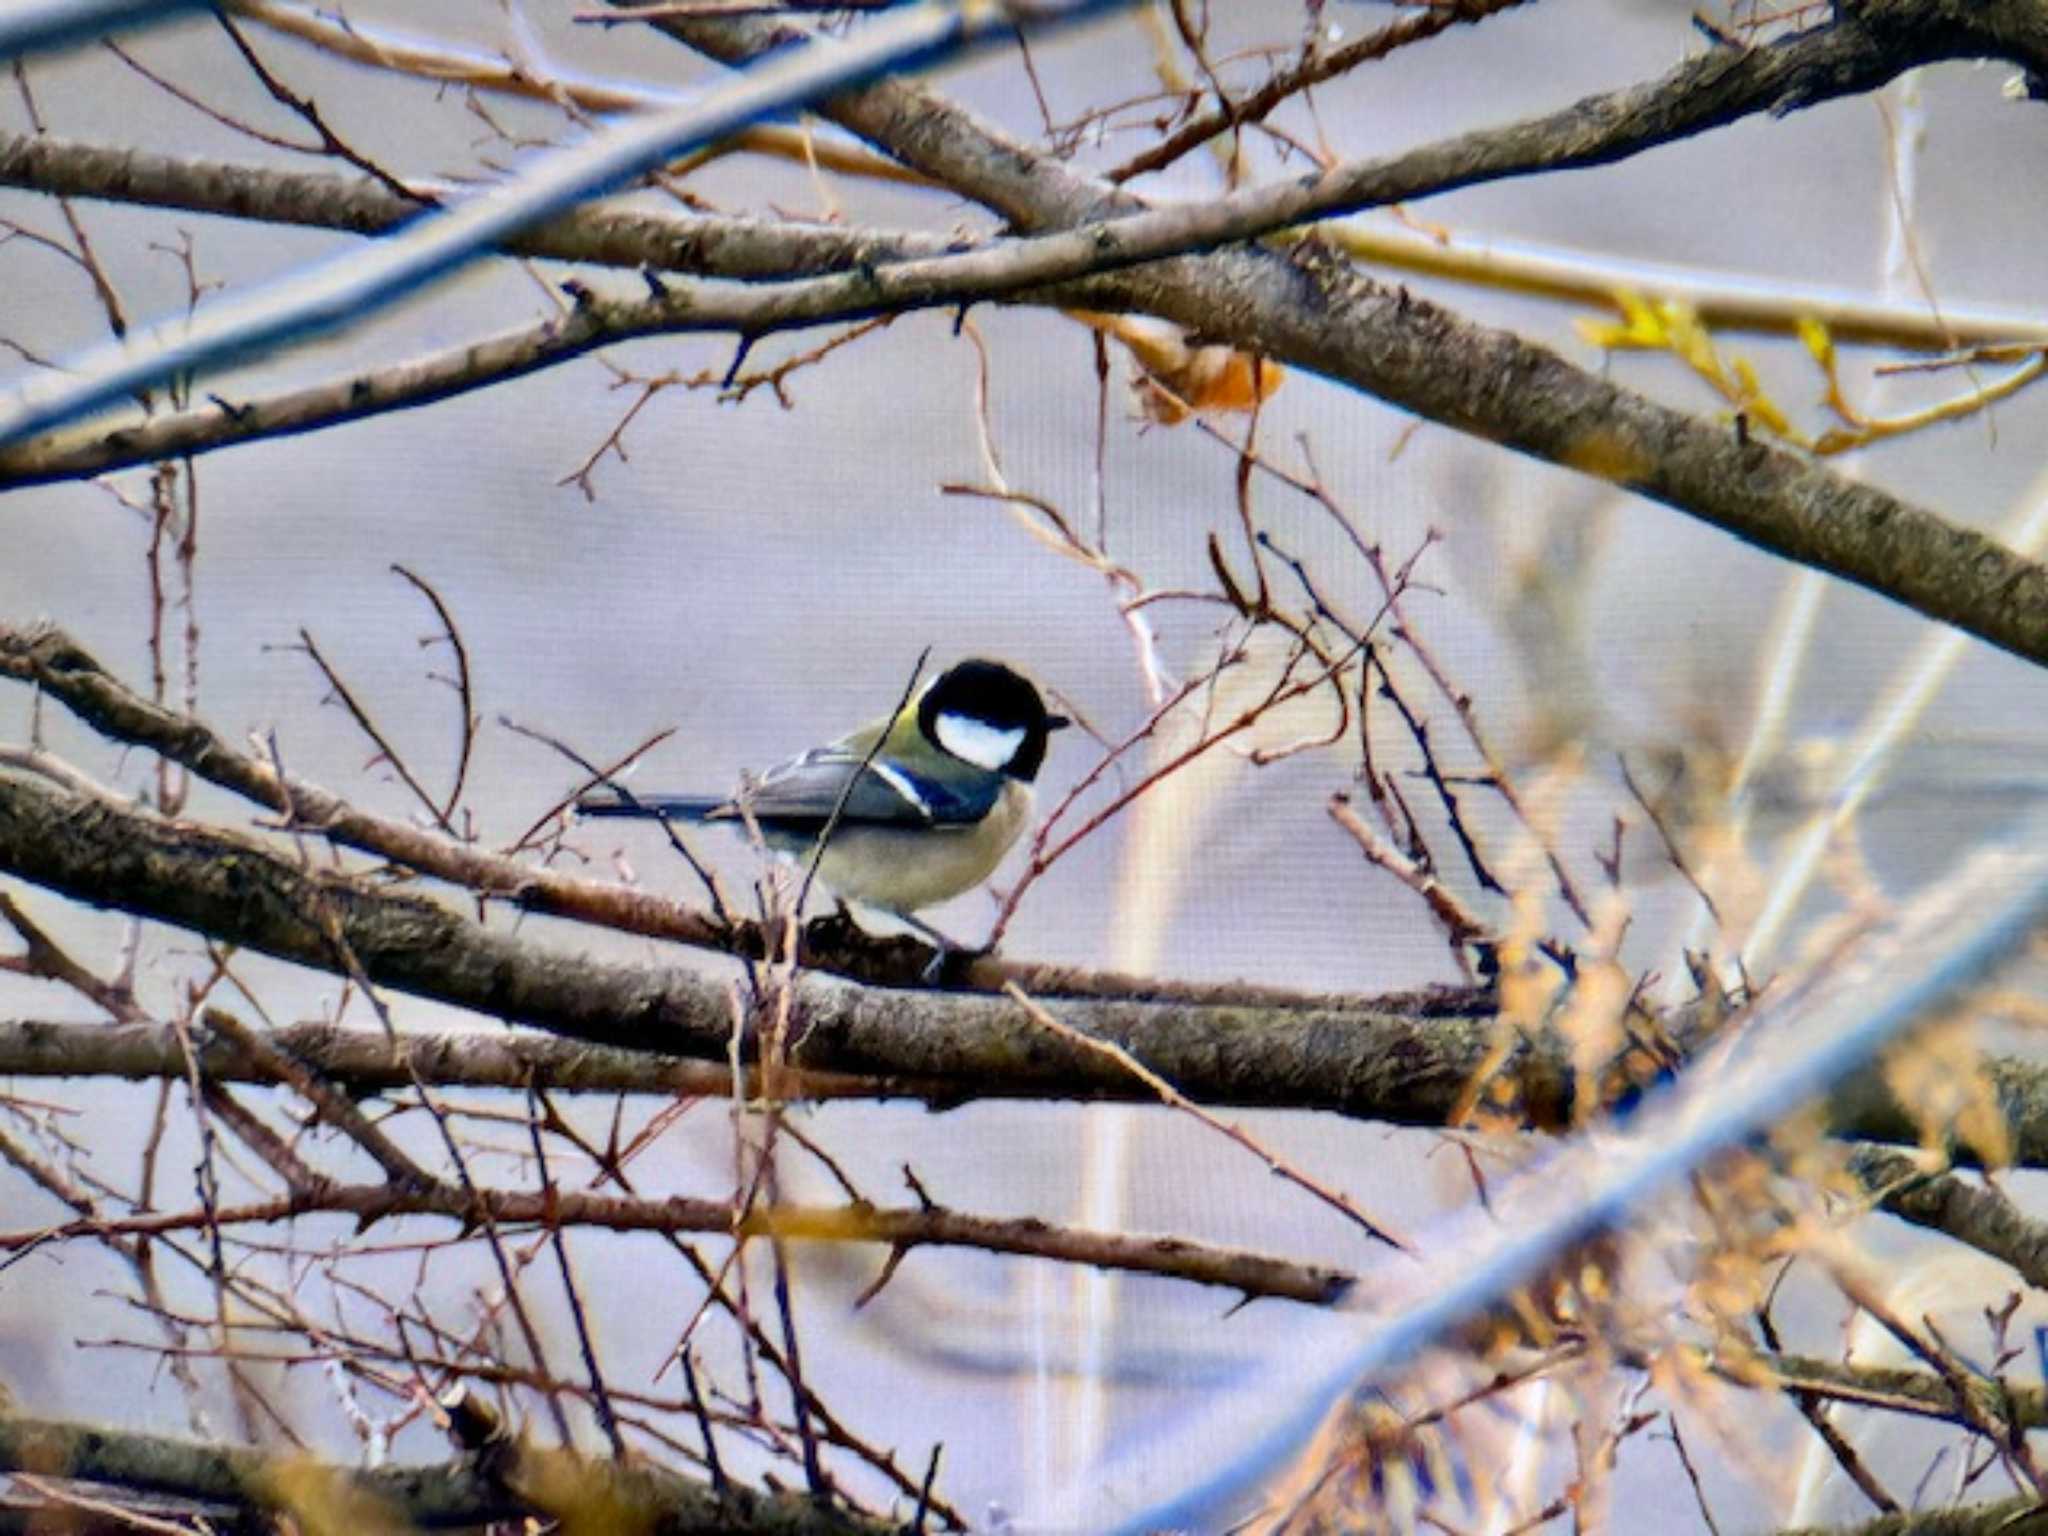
[644,1,2048,678]
[637,1,2048,234]
[1108,0,1530,182]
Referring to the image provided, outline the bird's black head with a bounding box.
[917,658,1068,782]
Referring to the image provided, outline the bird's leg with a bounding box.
[895,911,973,985]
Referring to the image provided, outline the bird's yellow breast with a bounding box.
[811,779,1033,914]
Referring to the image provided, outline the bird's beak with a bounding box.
[1045,713,1072,731]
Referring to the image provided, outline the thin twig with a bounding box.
[1005,982,1410,1251]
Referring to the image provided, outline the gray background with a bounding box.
[4,4,2048,1529]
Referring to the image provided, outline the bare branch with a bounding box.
[10,25,2048,675]
[646,1,2048,678]
[0,131,950,278]
[225,0,923,184]
[1110,0,1529,182]
[0,0,1129,445]
[1006,981,1412,1251]
[0,1171,1355,1304]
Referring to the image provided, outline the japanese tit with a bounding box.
[577,658,1068,942]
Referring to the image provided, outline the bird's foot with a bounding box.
[893,912,995,987]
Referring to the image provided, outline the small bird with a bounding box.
[578,658,1068,950]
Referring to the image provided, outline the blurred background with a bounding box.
[5,3,2048,1530]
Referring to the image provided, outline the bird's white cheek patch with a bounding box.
[934,712,1026,770]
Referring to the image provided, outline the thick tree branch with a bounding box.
[1849,1143,2048,1289]
[0,8,1994,484]
[9,129,2043,374]
[1785,1494,2048,1535]
[1119,248,2048,669]
[0,1414,894,1534]
[0,766,1524,1122]
[0,131,951,280]
[0,1015,934,1101]
[1826,1058,2048,1178]
[4,768,2048,1169]
[0,242,1104,491]
[1746,1347,2048,1435]
[1760,1356,2048,1536]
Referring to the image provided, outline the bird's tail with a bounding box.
[575,789,728,821]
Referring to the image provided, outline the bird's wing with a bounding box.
[744,743,1001,830]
